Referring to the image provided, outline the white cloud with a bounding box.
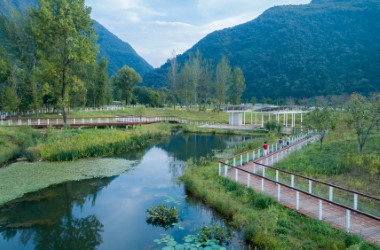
[86,0,311,68]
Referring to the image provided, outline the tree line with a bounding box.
[168,51,246,111]
[0,0,167,124]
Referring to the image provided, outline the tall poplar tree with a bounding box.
[229,67,246,105]
[215,56,231,111]
[30,0,97,125]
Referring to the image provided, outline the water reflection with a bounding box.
[0,134,253,249]
[0,178,113,249]
[157,134,251,161]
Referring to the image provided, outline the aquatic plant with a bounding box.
[146,204,179,230]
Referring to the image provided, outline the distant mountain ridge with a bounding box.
[0,0,153,76]
[143,0,380,99]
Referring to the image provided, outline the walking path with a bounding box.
[0,116,210,128]
[219,134,380,245]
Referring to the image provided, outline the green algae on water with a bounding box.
[0,158,136,206]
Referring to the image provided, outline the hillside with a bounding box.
[0,0,153,76]
[143,0,380,99]
[93,21,153,76]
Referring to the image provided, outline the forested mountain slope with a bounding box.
[143,0,380,99]
[0,0,153,76]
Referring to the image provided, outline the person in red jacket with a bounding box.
[263,141,269,156]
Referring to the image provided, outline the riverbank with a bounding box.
[180,158,379,249]
[0,123,172,165]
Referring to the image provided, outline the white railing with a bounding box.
[0,116,215,127]
[218,132,380,234]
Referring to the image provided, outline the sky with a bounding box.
[86,0,310,68]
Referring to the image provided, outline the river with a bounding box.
[0,133,254,249]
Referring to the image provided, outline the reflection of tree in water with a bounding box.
[168,157,186,181]
[157,134,226,161]
[0,178,115,249]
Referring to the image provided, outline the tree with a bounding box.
[346,93,380,152]
[177,62,193,108]
[188,50,202,109]
[30,0,98,125]
[229,67,246,105]
[214,56,231,111]
[112,66,142,105]
[198,60,214,110]
[168,50,178,109]
[305,107,335,149]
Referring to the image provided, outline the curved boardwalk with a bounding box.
[220,135,380,246]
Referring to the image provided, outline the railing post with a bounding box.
[277,184,281,202]
[276,170,279,182]
[252,151,255,160]
[38,119,40,125]
[233,157,236,167]
[247,173,250,187]
[253,163,256,174]
[261,178,265,192]
[262,166,266,177]
[354,194,358,210]
[329,187,333,202]
[296,191,300,210]
[308,180,312,194]
[246,153,249,164]
[346,210,351,233]
[319,200,323,220]
[240,155,243,166]
[235,169,238,182]
[47,119,50,125]
[224,163,228,177]
[291,175,295,188]
[73,118,76,124]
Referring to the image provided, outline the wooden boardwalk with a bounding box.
[221,135,380,246]
[0,116,208,128]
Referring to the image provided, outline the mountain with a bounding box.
[93,21,153,76]
[143,0,380,99]
[0,0,153,76]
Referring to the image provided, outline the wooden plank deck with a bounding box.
[225,139,380,246]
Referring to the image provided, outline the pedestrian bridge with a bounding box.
[0,116,209,128]
[219,133,380,245]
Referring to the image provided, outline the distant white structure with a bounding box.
[225,105,308,128]
[224,106,252,126]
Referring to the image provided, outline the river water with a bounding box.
[0,134,253,249]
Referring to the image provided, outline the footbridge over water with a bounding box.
[219,133,380,245]
[0,116,212,128]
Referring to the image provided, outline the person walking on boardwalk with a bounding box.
[286,136,290,146]
[279,137,283,149]
[263,141,269,155]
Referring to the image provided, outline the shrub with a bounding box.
[251,195,274,209]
